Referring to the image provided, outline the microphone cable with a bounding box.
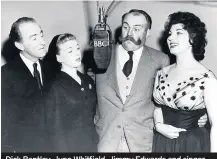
[97,0,115,24]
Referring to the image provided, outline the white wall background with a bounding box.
[1,1,88,66]
[1,1,217,75]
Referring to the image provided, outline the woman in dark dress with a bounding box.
[152,12,217,152]
[45,33,98,152]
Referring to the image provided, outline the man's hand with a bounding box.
[198,113,208,127]
[155,123,186,139]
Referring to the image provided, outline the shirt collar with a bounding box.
[20,52,40,65]
[20,53,40,73]
[118,44,143,62]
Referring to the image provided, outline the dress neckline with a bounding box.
[58,71,85,87]
[157,66,212,110]
[162,64,211,84]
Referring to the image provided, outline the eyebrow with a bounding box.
[61,46,73,52]
[29,30,43,39]
[134,25,143,27]
[29,34,37,39]
[169,28,184,32]
[123,22,144,27]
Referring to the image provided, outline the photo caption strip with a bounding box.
[1,153,217,159]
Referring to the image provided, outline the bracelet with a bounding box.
[154,122,163,130]
[154,121,162,126]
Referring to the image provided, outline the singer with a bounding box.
[43,33,98,152]
[94,9,208,152]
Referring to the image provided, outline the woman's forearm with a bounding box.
[153,107,164,131]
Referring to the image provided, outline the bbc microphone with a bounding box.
[92,7,113,70]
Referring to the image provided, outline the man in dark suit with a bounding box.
[1,17,54,152]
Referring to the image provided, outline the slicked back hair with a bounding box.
[9,17,36,43]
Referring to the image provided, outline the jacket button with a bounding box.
[117,125,121,128]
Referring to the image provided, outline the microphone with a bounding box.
[92,7,113,70]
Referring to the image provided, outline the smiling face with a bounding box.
[120,13,150,51]
[56,39,81,68]
[167,23,192,56]
[16,22,46,61]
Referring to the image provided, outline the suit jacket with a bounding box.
[95,45,169,152]
[1,55,55,152]
[45,71,98,152]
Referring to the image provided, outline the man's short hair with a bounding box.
[122,9,152,29]
[9,17,36,43]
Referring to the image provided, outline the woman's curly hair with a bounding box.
[164,11,207,61]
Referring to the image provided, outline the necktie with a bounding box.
[122,51,134,77]
[33,63,43,93]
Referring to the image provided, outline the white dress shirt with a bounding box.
[117,44,143,103]
[115,45,144,152]
[20,53,43,85]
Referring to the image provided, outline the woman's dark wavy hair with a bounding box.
[164,11,207,61]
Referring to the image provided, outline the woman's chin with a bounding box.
[64,62,81,69]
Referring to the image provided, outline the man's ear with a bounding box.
[56,55,62,63]
[14,42,24,51]
[146,29,151,38]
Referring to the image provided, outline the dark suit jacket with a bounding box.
[1,55,55,152]
[45,71,98,152]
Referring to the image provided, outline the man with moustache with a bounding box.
[94,9,208,152]
[1,17,54,152]
[94,9,170,152]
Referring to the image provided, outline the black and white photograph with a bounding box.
[1,0,217,154]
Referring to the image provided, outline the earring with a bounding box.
[189,39,193,45]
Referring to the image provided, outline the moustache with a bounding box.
[119,36,141,45]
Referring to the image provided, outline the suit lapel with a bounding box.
[16,55,43,93]
[106,45,122,99]
[125,46,153,104]
[15,55,35,80]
